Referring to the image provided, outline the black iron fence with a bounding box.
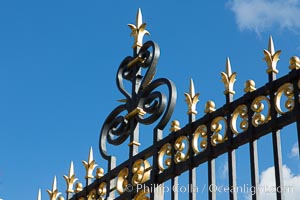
[43,9,300,200]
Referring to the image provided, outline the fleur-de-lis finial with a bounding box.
[221,57,236,95]
[47,176,62,200]
[184,78,200,114]
[264,36,281,74]
[37,188,41,200]
[63,161,78,193]
[128,8,150,49]
[82,147,98,179]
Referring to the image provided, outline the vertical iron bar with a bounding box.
[292,74,300,159]
[249,140,259,200]
[172,177,179,200]
[247,101,259,200]
[151,128,164,200]
[226,94,237,200]
[268,72,284,200]
[189,114,197,200]
[207,125,216,200]
[208,158,216,200]
[171,134,178,200]
[129,47,142,158]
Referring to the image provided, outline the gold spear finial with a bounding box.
[264,36,281,74]
[37,188,41,200]
[268,36,275,55]
[221,57,236,95]
[47,176,62,200]
[82,147,98,179]
[184,78,200,114]
[128,8,150,49]
[63,161,78,193]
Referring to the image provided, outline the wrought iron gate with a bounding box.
[42,9,300,200]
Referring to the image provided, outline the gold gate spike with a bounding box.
[264,36,281,74]
[47,176,62,200]
[128,8,150,49]
[221,57,236,95]
[184,78,200,114]
[63,161,78,193]
[82,147,98,179]
[37,188,41,200]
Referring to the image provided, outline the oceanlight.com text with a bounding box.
[125,183,294,195]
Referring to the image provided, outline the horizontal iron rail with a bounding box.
[70,69,300,200]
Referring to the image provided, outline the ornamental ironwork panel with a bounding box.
[41,9,300,200]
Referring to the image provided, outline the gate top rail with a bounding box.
[39,8,300,200]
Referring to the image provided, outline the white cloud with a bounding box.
[256,165,300,199]
[289,143,299,159]
[220,160,229,180]
[228,0,300,34]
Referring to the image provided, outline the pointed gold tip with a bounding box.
[189,78,195,97]
[69,161,74,177]
[52,176,57,191]
[136,8,142,28]
[268,35,275,55]
[88,146,94,163]
[226,57,232,76]
[37,188,41,200]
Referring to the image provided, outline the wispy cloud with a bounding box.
[220,160,229,180]
[289,143,299,159]
[256,165,300,199]
[228,0,300,34]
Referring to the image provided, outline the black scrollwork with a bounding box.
[99,40,177,165]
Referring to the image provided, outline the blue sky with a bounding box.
[0,0,300,199]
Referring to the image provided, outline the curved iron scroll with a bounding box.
[99,41,177,167]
